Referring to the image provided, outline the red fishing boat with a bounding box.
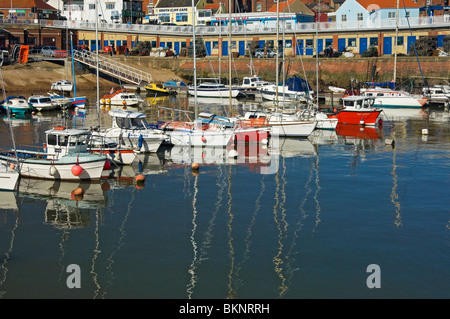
[329,96,382,126]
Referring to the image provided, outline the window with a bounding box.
[396,36,404,45]
[159,14,170,23]
[325,39,333,47]
[357,13,363,21]
[89,4,95,10]
[306,39,314,47]
[256,3,262,11]
[388,12,396,19]
[405,11,410,18]
[342,14,347,22]
[370,37,378,46]
[176,13,188,22]
[213,41,219,49]
[348,38,356,47]
[106,3,115,10]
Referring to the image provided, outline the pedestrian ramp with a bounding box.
[72,50,152,86]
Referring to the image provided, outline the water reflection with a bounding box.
[17,178,108,229]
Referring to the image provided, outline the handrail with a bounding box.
[72,49,152,86]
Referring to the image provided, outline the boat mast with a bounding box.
[95,0,100,126]
[393,0,399,87]
[228,0,232,106]
[275,0,279,112]
[192,0,197,119]
[316,0,320,108]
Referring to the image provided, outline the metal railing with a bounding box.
[72,49,152,86]
[1,14,449,36]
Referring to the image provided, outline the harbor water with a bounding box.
[0,92,449,300]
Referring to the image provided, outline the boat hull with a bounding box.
[166,129,235,147]
[0,153,106,181]
[267,120,317,137]
[334,110,381,126]
[0,165,19,191]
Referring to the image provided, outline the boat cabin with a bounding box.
[45,127,91,158]
[109,110,151,130]
[342,96,376,109]
[241,75,271,88]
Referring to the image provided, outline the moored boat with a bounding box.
[188,82,243,99]
[51,80,73,92]
[0,126,107,181]
[145,83,174,96]
[28,94,58,112]
[100,88,143,108]
[0,96,33,115]
[92,109,167,153]
[360,86,428,108]
[330,95,382,126]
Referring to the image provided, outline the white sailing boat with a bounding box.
[0,69,19,191]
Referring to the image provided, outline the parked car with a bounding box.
[41,46,58,57]
[254,48,281,58]
[29,45,44,54]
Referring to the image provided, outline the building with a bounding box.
[56,0,145,24]
[0,0,58,20]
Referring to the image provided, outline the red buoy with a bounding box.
[104,161,111,170]
[71,164,83,176]
[201,136,206,142]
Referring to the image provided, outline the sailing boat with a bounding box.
[360,0,427,109]
[241,2,317,137]
[67,32,87,110]
[163,2,265,147]
[0,69,20,191]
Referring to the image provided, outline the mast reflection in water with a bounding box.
[0,93,449,299]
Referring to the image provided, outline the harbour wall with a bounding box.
[114,55,450,90]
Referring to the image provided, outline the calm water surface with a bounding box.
[0,92,449,299]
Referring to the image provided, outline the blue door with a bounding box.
[259,40,265,48]
[407,36,416,54]
[160,42,165,49]
[437,35,444,48]
[296,40,303,55]
[175,42,180,55]
[338,38,346,52]
[223,41,228,56]
[205,41,211,56]
[360,38,367,54]
[239,41,245,56]
[383,37,392,55]
[317,39,323,55]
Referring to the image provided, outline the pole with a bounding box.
[192,0,197,119]
[393,0,399,86]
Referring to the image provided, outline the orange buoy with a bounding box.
[9,163,15,170]
[191,163,199,170]
[101,181,110,191]
[71,164,83,176]
[136,174,145,183]
[71,187,84,201]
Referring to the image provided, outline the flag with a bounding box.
[110,87,114,94]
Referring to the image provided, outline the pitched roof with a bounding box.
[155,0,201,8]
[267,0,315,15]
[356,0,420,9]
[0,0,57,10]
